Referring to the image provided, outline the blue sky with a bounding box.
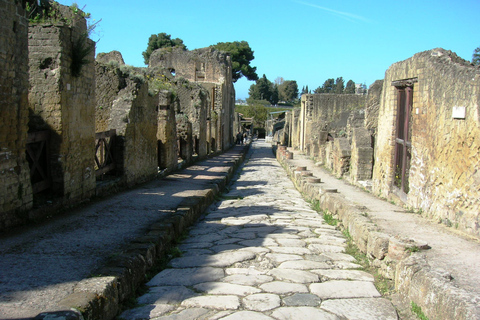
[58,0,479,99]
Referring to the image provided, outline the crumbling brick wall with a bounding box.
[373,48,480,239]
[0,0,33,229]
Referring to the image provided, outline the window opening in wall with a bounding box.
[393,85,413,195]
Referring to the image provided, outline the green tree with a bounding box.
[334,77,344,94]
[235,104,269,128]
[212,41,259,83]
[345,80,356,94]
[278,80,299,102]
[473,46,480,66]
[248,74,277,104]
[321,78,335,93]
[301,85,309,95]
[143,33,187,65]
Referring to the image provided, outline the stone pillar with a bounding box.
[350,127,373,182]
[157,90,178,171]
[333,138,351,178]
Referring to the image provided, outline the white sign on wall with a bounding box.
[452,106,466,119]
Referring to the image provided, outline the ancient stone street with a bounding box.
[119,141,398,320]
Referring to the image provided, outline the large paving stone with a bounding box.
[223,274,274,286]
[219,311,275,320]
[282,293,321,307]
[147,267,224,286]
[311,269,374,282]
[215,238,243,245]
[210,244,245,252]
[193,282,261,296]
[310,280,381,299]
[241,226,279,233]
[169,250,255,268]
[239,238,278,247]
[332,261,363,269]
[269,247,312,255]
[323,252,358,262]
[265,233,301,239]
[268,268,319,283]
[278,260,331,270]
[265,253,303,264]
[225,267,266,275]
[221,218,252,225]
[271,307,340,320]
[321,298,398,320]
[292,219,326,228]
[181,295,240,310]
[119,304,175,320]
[137,286,197,304]
[182,234,225,243]
[275,238,307,247]
[308,244,345,253]
[243,293,281,311]
[153,308,211,320]
[259,281,309,294]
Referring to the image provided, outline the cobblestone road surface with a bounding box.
[120,141,398,320]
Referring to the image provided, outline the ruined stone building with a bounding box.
[0,0,237,231]
[373,48,480,239]
[283,48,480,240]
[149,47,236,154]
[0,0,33,229]
[28,4,97,201]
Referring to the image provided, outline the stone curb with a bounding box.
[33,143,251,320]
[275,148,480,320]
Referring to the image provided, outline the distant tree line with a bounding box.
[247,75,299,105]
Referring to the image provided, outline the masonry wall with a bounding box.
[149,47,235,151]
[28,11,96,201]
[0,0,33,229]
[372,48,480,239]
[157,90,178,171]
[299,93,366,158]
[175,79,209,158]
[95,56,158,185]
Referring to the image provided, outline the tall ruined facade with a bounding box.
[285,48,480,240]
[149,47,235,153]
[28,5,96,201]
[0,0,33,229]
[373,48,480,238]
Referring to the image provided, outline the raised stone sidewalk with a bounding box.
[118,141,398,320]
[276,145,480,320]
[0,144,249,320]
